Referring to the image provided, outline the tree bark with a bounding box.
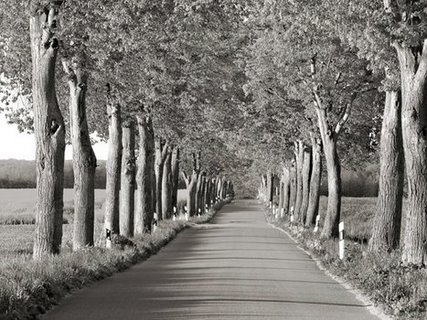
[288,164,297,216]
[278,177,284,216]
[216,177,223,202]
[135,114,155,234]
[369,91,403,252]
[394,41,427,265]
[306,136,322,227]
[211,178,217,205]
[320,134,341,239]
[31,6,66,259]
[104,102,122,244]
[294,141,304,221]
[120,120,136,238]
[300,147,312,224]
[162,149,172,219]
[266,173,273,205]
[154,139,168,221]
[63,61,96,250]
[282,167,290,216]
[204,178,210,212]
[171,147,180,212]
[183,172,198,216]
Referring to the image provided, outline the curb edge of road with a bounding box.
[268,223,392,320]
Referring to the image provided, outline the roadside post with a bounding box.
[339,222,345,260]
[173,207,177,221]
[106,228,112,249]
[313,215,320,233]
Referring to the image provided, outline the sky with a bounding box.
[0,114,108,160]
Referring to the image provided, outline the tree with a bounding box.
[31,1,66,258]
[135,112,155,234]
[120,119,136,238]
[305,135,322,227]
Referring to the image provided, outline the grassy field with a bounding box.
[0,189,187,257]
[0,189,187,225]
[0,192,378,257]
[318,196,377,242]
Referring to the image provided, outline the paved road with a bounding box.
[43,200,379,320]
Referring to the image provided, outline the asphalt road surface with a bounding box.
[43,200,380,320]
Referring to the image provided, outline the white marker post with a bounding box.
[290,206,294,223]
[313,215,320,233]
[269,201,272,209]
[339,222,345,260]
[105,228,112,249]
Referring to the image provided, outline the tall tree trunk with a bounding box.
[31,6,66,259]
[320,135,341,239]
[195,173,205,215]
[204,178,210,212]
[216,177,223,202]
[154,139,168,221]
[183,173,198,217]
[282,167,290,216]
[306,136,322,227]
[294,141,304,221]
[278,178,284,216]
[120,120,136,238]
[266,173,273,205]
[300,147,312,224]
[369,91,404,252]
[211,178,217,205]
[162,150,172,219]
[62,61,96,250]
[289,164,297,215]
[135,114,155,234]
[394,41,427,265]
[171,147,180,212]
[105,102,122,244]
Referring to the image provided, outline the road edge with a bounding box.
[268,223,392,320]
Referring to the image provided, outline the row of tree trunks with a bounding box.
[260,137,321,230]
[183,154,233,218]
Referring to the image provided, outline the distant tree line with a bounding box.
[0,159,378,197]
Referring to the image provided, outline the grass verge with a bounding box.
[266,209,427,320]
[0,198,231,320]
